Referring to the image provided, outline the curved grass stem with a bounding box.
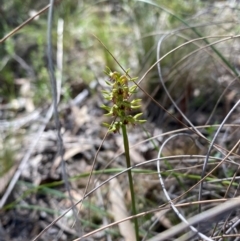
[121,124,139,241]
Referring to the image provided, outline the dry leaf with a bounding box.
[71,105,90,133]
[51,145,91,176]
[154,210,172,229]
[0,164,18,195]
[109,178,136,241]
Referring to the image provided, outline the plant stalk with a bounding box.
[121,124,139,241]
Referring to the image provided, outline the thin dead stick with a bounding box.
[0,4,50,44]
[73,198,240,241]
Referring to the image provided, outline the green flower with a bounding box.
[101,67,146,133]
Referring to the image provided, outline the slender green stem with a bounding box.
[121,124,139,241]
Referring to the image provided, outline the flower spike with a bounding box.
[101,67,145,133]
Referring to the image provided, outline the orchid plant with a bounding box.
[101,67,146,241]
